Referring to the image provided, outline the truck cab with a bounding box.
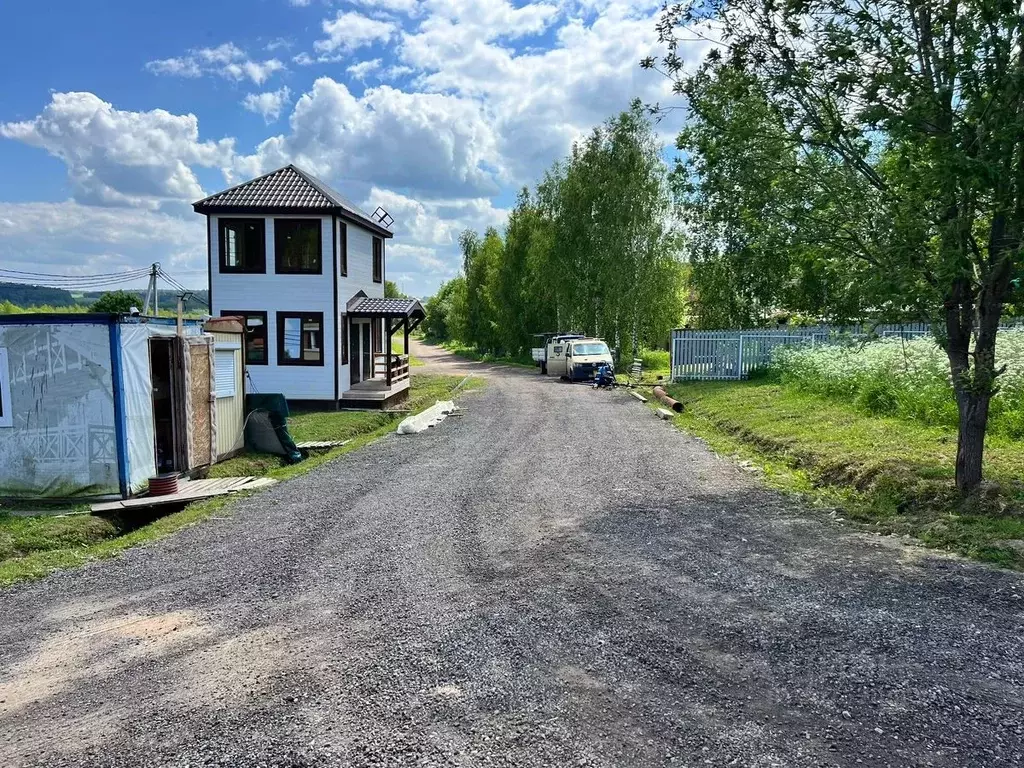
[560,338,614,381]
[532,333,614,380]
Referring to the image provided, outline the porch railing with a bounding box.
[373,354,410,385]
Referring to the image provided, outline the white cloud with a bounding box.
[0,202,207,284]
[288,0,311,6]
[314,11,396,54]
[360,187,509,295]
[395,0,701,184]
[234,78,502,198]
[347,0,421,14]
[346,59,382,81]
[242,87,292,123]
[146,42,285,85]
[0,92,234,209]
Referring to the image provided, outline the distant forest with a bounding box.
[0,282,209,311]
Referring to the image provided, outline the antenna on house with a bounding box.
[371,206,394,228]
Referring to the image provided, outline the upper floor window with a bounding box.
[372,236,383,283]
[219,219,266,273]
[277,312,324,366]
[275,219,322,274]
[339,221,348,277]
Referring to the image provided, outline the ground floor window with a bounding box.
[222,310,268,365]
[0,348,11,427]
[277,312,324,365]
[341,315,349,364]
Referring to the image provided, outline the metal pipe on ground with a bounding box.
[653,386,684,413]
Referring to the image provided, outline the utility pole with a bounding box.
[143,262,159,315]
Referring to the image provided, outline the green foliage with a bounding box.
[0,300,90,315]
[653,1,1024,488]
[426,103,686,360]
[771,331,1024,438]
[384,280,406,299]
[90,290,143,314]
[0,282,77,307]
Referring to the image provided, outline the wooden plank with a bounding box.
[90,476,262,513]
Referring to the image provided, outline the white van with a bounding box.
[545,337,614,381]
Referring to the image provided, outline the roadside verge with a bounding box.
[658,379,1024,569]
[0,374,482,587]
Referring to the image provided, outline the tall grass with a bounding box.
[771,331,1024,438]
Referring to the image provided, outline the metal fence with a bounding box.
[670,323,933,381]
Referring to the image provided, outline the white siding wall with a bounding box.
[337,221,386,394]
[210,215,336,400]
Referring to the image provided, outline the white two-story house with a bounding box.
[194,164,424,408]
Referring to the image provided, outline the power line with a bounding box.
[0,267,152,280]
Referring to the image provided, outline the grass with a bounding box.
[771,331,1024,437]
[438,340,537,369]
[391,337,424,366]
[0,373,481,587]
[663,379,1024,569]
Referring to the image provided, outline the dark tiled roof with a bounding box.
[193,165,392,236]
[348,296,425,317]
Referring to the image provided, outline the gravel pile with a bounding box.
[0,351,1021,767]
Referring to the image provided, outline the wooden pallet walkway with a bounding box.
[91,476,277,513]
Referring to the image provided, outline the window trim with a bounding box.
[274,218,323,275]
[276,311,325,367]
[372,236,383,283]
[0,348,11,428]
[218,218,266,274]
[222,310,269,366]
[339,221,348,277]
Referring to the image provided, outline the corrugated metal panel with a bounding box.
[211,332,245,459]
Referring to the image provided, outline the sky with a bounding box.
[0,0,704,298]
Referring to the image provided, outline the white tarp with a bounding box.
[0,322,117,497]
[396,400,456,435]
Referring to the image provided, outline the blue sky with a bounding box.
[0,0,700,297]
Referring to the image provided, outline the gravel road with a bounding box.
[1,342,1022,767]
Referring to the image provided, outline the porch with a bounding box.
[340,356,412,403]
[342,294,426,409]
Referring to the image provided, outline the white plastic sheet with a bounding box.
[396,400,456,434]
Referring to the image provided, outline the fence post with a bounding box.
[737,334,744,379]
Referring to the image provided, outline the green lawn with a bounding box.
[0,373,480,586]
[439,340,537,369]
[664,379,1024,568]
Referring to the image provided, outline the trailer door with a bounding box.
[547,342,567,376]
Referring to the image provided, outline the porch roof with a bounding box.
[347,296,426,319]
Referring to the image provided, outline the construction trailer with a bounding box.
[0,313,245,500]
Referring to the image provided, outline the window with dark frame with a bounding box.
[275,219,322,274]
[339,221,348,277]
[222,311,268,365]
[372,236,383,283]
[277,312,324,366]
[341,315,349,364]
[219,219,266,273]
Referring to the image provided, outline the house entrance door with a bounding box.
[350,320,360,385]
[361,322,372,383]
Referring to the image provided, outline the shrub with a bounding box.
[770,331,1024,437]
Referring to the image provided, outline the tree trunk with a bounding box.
[954,389,990,491]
